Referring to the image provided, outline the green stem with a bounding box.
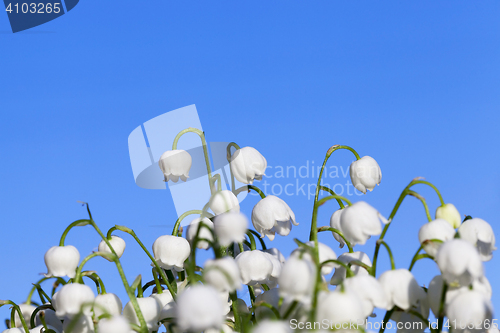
[81,271,107,294]
[408,239,442,271]
[437,282,448,332]
[234,184,266,199]
[376,240,396,271]
[226,142,241,192]
[152,268,163,294]
[0,300,30,332]
[59,219,91,246]
[283,300,298,319]
[229,292,241,331]
[210,173,222,192]
[172,127,214,194]
[30,304,53,329]
[246,231,257,251]
[171,209,213,237]
[320,259,356,277]
[318,185,346,208]
[74,252,115,283]
[317,226,353,253]
[253,301,280,319]
[408,244,424,271]
[408,190,432,222]
[247,229,267,250]
[379,308,395,333]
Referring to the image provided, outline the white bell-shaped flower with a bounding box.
[251,195,298,240]
[158,149,192,182]
[330,251,372,285]
[458,218,496,261]
[418,219,456,257]
[151,290,174,309]
[349,156,382,194]
[93,293,122,318]
[209,190,240,215]
[378,269,426,311]
[152,235,190,271]
[344,275,390,317]
[62,314,94,333]
[213,212,248,247]
[436,203,462,229]
[10,303,36,328]
[252,320,292,333]
[290,241,338,275]
[339,201,388,245]
[98,236,126,261]
[329,208,346,248]
[316,290,365,328]
[278,256,315,305]
[44,245,80,279]
[263,251,282,285]
[34,307,63,332]
[185,217,214,250]
[391,288,429,333]
[264,248,286,264]
[435,239,483,286]
[3,329,24,333]
[123,297,161,332]
[230,146,267,184]
[53,283,95,319]
[235,250,273,285]
[176,285,225,332]
[204,257,242,292]
[446,290,493,333]
[97,316,131,333]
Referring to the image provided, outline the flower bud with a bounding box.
[44,245,80,279]
[98,236,126,261]
[458,218,496,261]
[209,190,240,215]
[251,195,297,240]
[152,235,190,271]
[418,219,456,257]
[339,201,388,246]
[436,203,461,228]
[230,146,267,184]
[349,156,382,194]
[213,212,248,247]
[158,149,192,182]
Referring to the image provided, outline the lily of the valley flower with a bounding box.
[343,275,390,317]
[252,320,292,333]
[98,236,126,261]
[10,303,35,329]
[158,149,192,182]
[176,285,225,332]
[209,190,240,215]
[330,251,372,285]
[435,239,483,286]
[97,316,131,333]
[290,241,338,275]
[44,245,80,279]
[93,293,122,318]
[378,269,426,311]
[329,208,346,248]
[458,218,496,261]
[62,314,94,333]
[34,307,63,332]
[213,212,248,247]
[418,219,456,257]
[53,283,95,319]
[436,203,462,229]
[251,195,297,240]
[349,156,382,194]
[185,217,214,250]
[278,257,315,305]
[235,250,273,285]
[316,290,365,327]
[230,146,267,184]
[204,257,242,293]
[339,201,388,245]
[446,290,493,333]
[152,235,190,271]
[123,297,161,332]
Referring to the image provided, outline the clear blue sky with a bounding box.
[1,0,499,328]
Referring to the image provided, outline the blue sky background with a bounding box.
[1,0,499,329]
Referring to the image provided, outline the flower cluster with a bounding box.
[1,129,496,333]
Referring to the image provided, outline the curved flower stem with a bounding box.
[376,240,396,271]
[113,225,177,299]
[0,300,30,332]
[172,127,215,194]
[310,145,360,243]
[253,301,280,319]
[408,309,431,328]
[210,173,222,192]
[311,194,353,245]
[81,271,107,295]
[407,190,432,222]
[379,307,395,333]
[283,300,298,319]
[408,244,424,271]
[59,219,91,246]
[234,184,266,199]
[320,259,355,277]
[247,229,267,250]
[371,178,446,276]
[152,268,163,294]
[348,260,372,273]
[29,304,53,329]
[408,239,442,271]
[74,252,117,283]
[317,226,353,253]
[26,277,57,304]
[226,142,241,192]
[437,282,448,332]
[318,185,346,208]
[245,231,257,251]
[33,284,51,304]
[169,209,213,237]
[247,285,256,308]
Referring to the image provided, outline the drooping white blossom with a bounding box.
[446,290,493,333]
[278,257,315,305]
[436,203,462,229]
[329,208,346,248]
[378,269,426,311]
[251,195,298,240]
[349,156,382,194]
[152,235,190,271]
[235,250,273,285]
[213,212,248,247]
[330,251,372,285]
[97,316,131,333]
[98,236,126,261]
[123,297,161,332]
[316,290,365,328]
[230,147,267,184]
[10,303,35,328]
[458,218,496,261]
[204,257,242,293]
[176,285,225,332]
[290,241,338,275]
[339,201,388,245]
[418,218,456,257]
[435,239,483,286]
[343,275,390,317]
[93,293,122,318]
[44,245,80,279]
[209,190,240,215]
[158,149,192,182]
[53,283,95,319]
[185,216,214,250]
